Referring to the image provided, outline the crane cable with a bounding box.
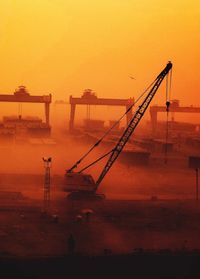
[164,68,173,164]
[18,103,22,118]
[169,67,172,100]
[67,74,161,173]
[78,149,114,173]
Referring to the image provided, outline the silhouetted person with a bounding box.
[85,212,91,222]
[68,233,75,255]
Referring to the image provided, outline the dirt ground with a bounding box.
[1,183,200,257]
[0,141,199,278]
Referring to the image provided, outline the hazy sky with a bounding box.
[0,0,199,107]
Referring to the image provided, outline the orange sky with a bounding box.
[0,0,200,108]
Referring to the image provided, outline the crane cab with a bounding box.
[63,171,105,200]
[63,172,96,192]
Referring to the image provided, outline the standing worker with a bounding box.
[68,233,76,255]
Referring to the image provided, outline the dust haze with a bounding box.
[0,101,198,202]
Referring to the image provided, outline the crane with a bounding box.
[64,62,173,200]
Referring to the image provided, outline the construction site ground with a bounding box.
[0,168,200,278]
[0,173,200,257]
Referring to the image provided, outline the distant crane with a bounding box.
[0,86,52,126]
[150,100,200,133]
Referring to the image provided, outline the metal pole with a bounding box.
[196,168,199,201]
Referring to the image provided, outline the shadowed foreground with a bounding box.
[1,253,200,279]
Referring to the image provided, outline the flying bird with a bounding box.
[129,75,136,80]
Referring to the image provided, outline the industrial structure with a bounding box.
[69,89,134,131]
[150,99,200,133]
[0,86,52,139]
[0,86,52,125]
[65,62,173,199]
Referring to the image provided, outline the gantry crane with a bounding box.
[64,62,173,200]
[150,100,200,133]
[69,90,134,130]
[0,86,52,126]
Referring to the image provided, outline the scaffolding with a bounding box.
[43,157,52,212]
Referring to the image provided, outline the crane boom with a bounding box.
[95,62,172,189]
